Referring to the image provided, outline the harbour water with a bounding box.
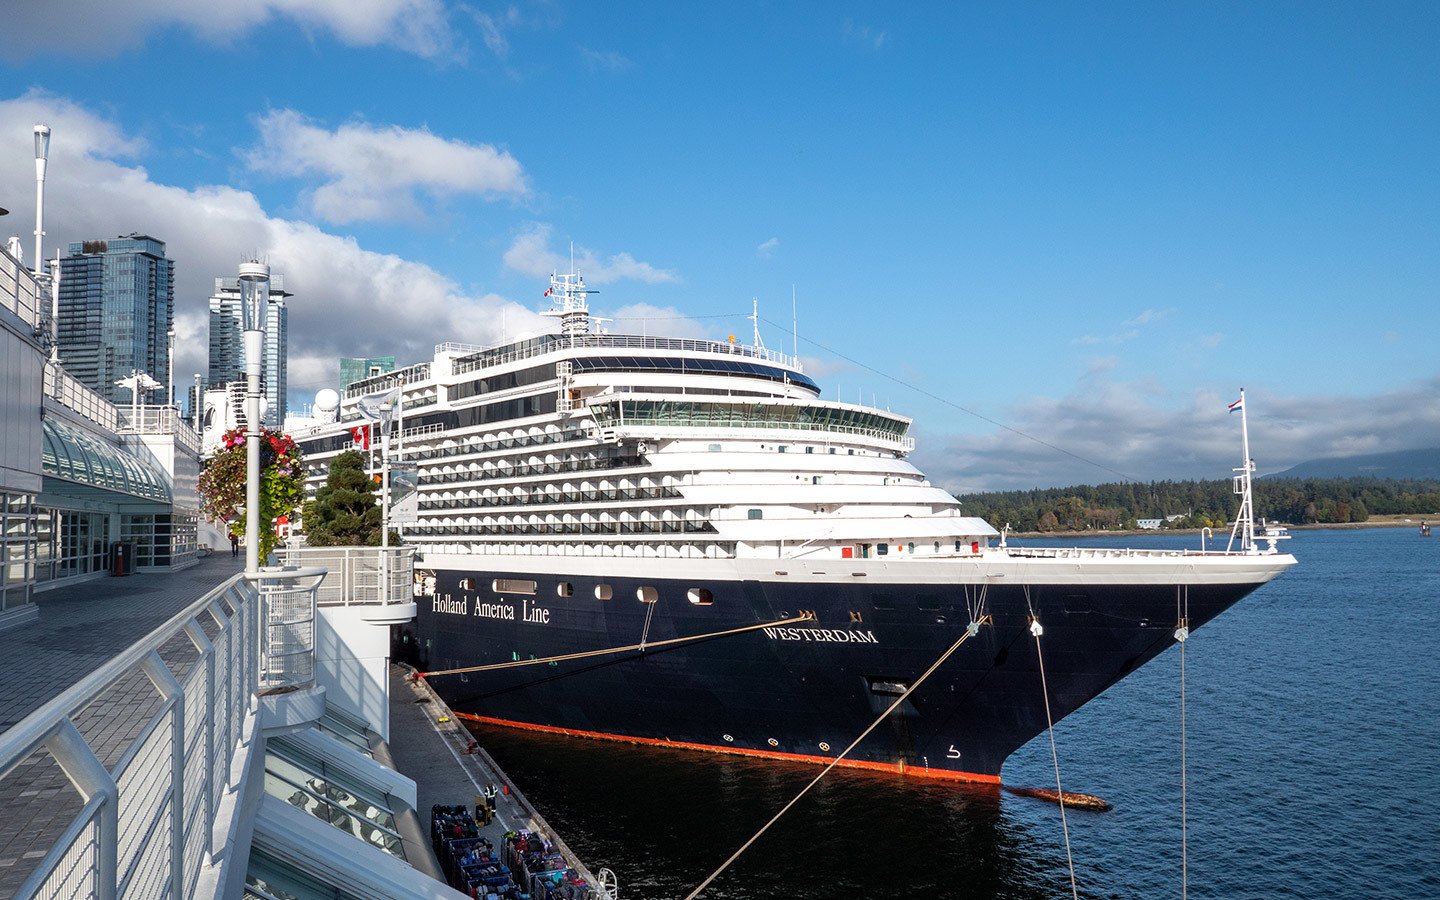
[462,527,1439,898]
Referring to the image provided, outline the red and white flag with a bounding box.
[351,424,370,449]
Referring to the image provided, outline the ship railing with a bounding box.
[447,332,803,377]
[341,362,432,399]
[1003,546,1252,560]
[276,546,416,608]
[0,566,325,900]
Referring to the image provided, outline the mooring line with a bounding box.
[418,613,815,678]
[684,620,983,900]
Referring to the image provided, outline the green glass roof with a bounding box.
[41,417,171,502]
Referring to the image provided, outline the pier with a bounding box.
[0,546,607,899]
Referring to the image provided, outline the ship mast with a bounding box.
[1226,389,1256,553]
[542,271,596,339]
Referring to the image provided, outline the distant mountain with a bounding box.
[1265,448,1440,480]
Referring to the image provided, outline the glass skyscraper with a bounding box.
[53,235,174,405]
[207,274,291,427]
[340,356,395,393]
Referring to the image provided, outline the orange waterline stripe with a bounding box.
[451,711,1001,785]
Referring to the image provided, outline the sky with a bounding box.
[1,1,1436,493]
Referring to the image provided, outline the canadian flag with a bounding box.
[351,424,370,449]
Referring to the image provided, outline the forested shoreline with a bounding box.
[952,477,1440,532]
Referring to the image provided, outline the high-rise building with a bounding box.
[340,356,395,393]
[52,235,174,405]
[207,274,291,426]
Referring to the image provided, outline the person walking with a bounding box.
[230,532,239,556]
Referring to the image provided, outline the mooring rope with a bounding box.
[1176,585,1191,900]
[1027,589,1079,900]
[684,619,984,900]
[418,613,815,678]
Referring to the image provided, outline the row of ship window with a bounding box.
[419,454,646,484]
[419,485,684,510]
[408,521,719,537]
[465,576,715,606]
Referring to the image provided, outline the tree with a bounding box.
[199,427,305,561]
[301,450,384,546]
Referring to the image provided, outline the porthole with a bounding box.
[594,584,613,601]
[819,742,831,752]
[637,586,659,603]
[557,582,573,598]
[723,734,734,742]
[687,587,713,605]
[767,738,779,747]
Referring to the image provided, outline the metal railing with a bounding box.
[118,406,202,454]
[0,567,326,899]
[0,575,254,899]
[44,364,122,432]
[276,547,415,608]
[0,245,43,329]
[251,567,327,693]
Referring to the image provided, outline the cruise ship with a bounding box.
[293,273,1295,782]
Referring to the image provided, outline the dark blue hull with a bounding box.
[405,566,1259,780]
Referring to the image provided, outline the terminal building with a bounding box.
[1,240,201,630]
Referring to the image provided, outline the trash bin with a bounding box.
[111,541,133,576]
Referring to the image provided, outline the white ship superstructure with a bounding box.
[297,272,998,563]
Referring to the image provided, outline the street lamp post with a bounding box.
[33,124,49,274]
[238,260,270,575]
[167,328,175,409]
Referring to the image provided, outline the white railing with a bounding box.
[252,567,327,693]
[0,246,43,329]
[0,576,254,899]
[118,406,202,454]
[276,547,415,608]
[1003,546,1234,560]
[44,363,122,432]
[0,567,326,899]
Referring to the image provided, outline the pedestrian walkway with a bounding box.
[0,553,244,898]
[388,664,601,892]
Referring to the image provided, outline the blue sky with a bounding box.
[1,2,1436,491]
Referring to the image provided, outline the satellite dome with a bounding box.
[315,388,340,412]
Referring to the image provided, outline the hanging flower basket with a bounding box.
[198,427,306,560]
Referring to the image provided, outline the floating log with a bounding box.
[1004,785,1111,811]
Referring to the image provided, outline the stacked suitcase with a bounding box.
[503,830,591,900]
[431,807,594,899]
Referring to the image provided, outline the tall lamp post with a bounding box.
[238,260,270,575]
[33,124,49,272]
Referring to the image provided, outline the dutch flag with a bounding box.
[1228,397,1244,414]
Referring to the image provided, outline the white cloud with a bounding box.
[756,237,779,257]
[471,5,522,58]
[1124,307,1172,326]
[841,20,888,50]
[0,90,548,409]
[503,223,678,285]
[1073,329,1139,346]
[246,109,527,224]
[580,47,634,72]
[911,376,1440,494]
[1198,332,1225,348]
[0,0,457,62]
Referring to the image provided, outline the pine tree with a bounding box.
[301,450,384,546]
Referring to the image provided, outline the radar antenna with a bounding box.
[541,271,597,339]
